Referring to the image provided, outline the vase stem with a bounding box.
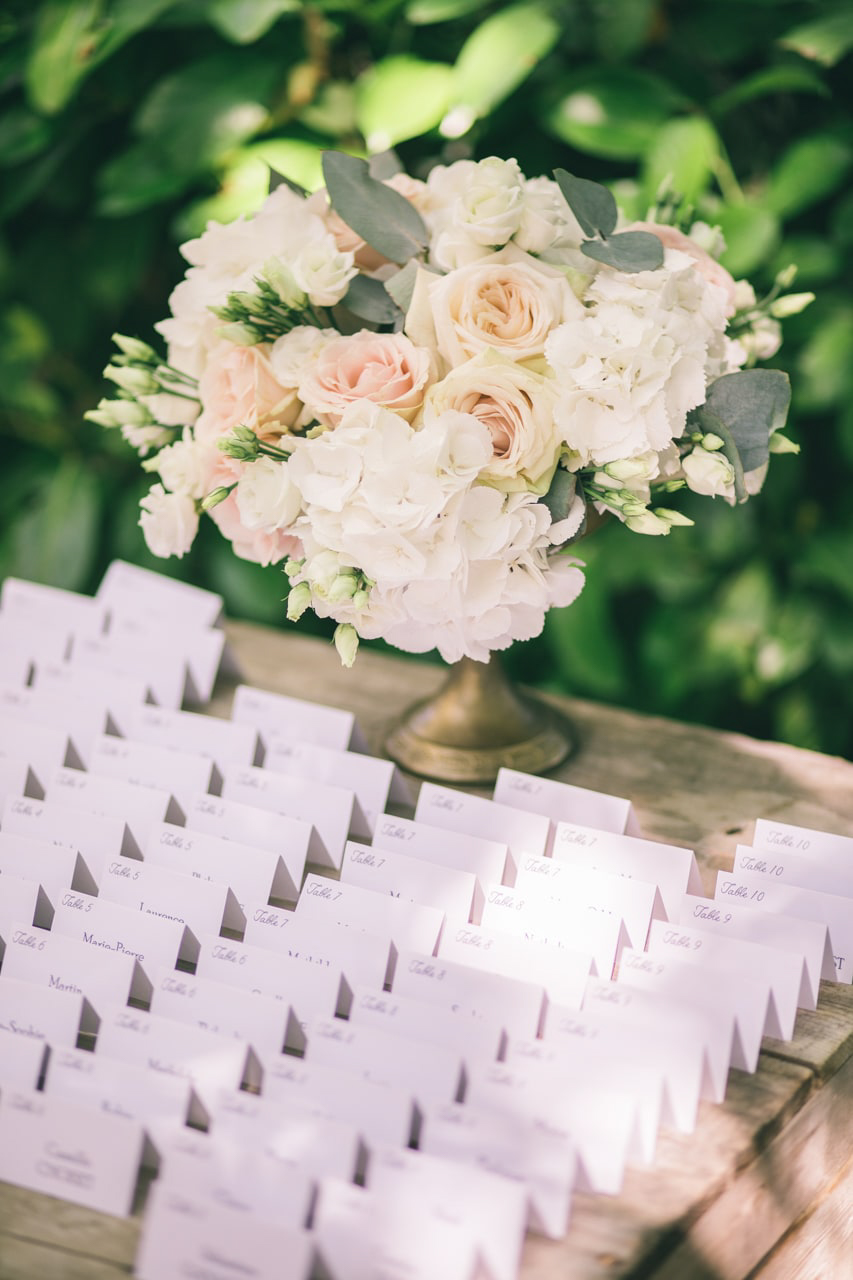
[385,653,576,786]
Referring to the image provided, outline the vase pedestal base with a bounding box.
[385,656,576,786]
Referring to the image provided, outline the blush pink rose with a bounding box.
[208,490,301,567]
[194,341,302,444]
[624,222,738,316]
[297,331,432,426]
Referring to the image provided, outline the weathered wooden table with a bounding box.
[2,621,852,1280]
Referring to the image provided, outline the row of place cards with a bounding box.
[1,564,852,1280]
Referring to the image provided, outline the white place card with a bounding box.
[295,875,444,963]
[222,766,357,871]
[47,766,179,857]
[33,662,150,735]
[0,715,72,791]
[68,633,186,709]
[715,869,853,983]
[183,794,313,893]
[2,795,128,881]
[0,872,53,938]
[127,704,257,771]
[415,784,550,883]
[647,918,802,1041]
[97,559,223,628]
[494,768,640,847]
[752,817,853,865]
[371,814,509,924]
[265,740,409,837]
[210,1089,362,1182]
[0,1032,46,1090]
[0,758,40,809]
[90,734,215,817]
[51,894,193,970]
[145,822,299,909]
[232,683,367,752]
[0,616,70,666]
[110,614,226,705]
[45,1046,200,1149]
[261,1056,415,1148]
[367,1143,528,1280]
[97,1007,251,1099]
[0,831,97,901]
[437,920,593,1009]
[348,983,505,1063]
[313,1177,476,1280]
[136,1182,313,1280]
[542,1003,702,1135]
[99,856,243,938]
[2,919,147,1008]
[194,932,345,1022]
[342,842,476,924]
[156,1131,312,1227]
[0,975,94,1047]
[1,578,107,635]
[150,966,296,1059]
[465,1059,640,1195]
[552,822,703,920]
[0,1089,144,1217]
[617,946,767,1075]
[478,888,626,983]
[420,1100,574,1240]
[242,904,391,992]
[0,684,112,768]
[393,949,546,1041]
[733,843,853,901]
[0,649,31,687]
[304,1015,464,1108]
[513,858,662,952]
[504,1036,664,1166]
[679,893,832,1007]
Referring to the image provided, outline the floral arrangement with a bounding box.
[89,154,807,666]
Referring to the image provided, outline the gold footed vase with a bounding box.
[384,654,576,786]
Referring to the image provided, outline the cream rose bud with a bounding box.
[290,236,356,307]
[681,446,737,499]
[138,484,199,558]
[235,457,302,532]
[297,331,432,426]
[412,252,583,368]
[426,352,561,493]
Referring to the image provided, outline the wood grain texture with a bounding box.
[2,624,852,1280]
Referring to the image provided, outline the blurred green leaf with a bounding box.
[591,0,657,60]
[356,56,453,150]
[795,307,853,411]
[0,106,52,166]
[205,536,288,625]
[793,530,853,601]
[175,139,327,238]
[542,69,686,160]
[710,62,829,116]
[5,458,102,590]
[406,0,486,22]
[642,116,720,204]
[544,567,627,700]
[299,82,358,137]
[762,133,852,218]
[448,3,559,123]
[207,0,301,43]
[715,203,780,278]
[96,144,194,216]
[779,9,853,66]
[770,234,840,286]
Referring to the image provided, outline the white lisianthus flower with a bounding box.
[290,236,357,307]
[407,249,583,369]
[426,352,561,493]
[235,457,302,532]
[138,484,198,558]
[121,424,172,454]
[154,430,217,499]
[268,326,333,387]
[681,446,737,499]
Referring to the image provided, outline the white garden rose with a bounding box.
[425,157,526,269]
[138,484,198,558]
[153,430,217,499]
[515,176,585,254]
[407,250,583,369]
[235,457,302,531]
[425,352,561,493]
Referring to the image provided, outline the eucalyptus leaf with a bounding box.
[699,369,792,472]
[581,230,664,273]
[697,409,748,502]
[368,151,404,180]
[322,151,428,265]
[542,466,578,528]
[268,167,308,196]
[553,169,617,238]
[342,274,402,325]
[383,260,420,314]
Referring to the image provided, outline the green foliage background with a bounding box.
[2,0,852,757]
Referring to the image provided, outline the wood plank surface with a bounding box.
[1,622,852,1280]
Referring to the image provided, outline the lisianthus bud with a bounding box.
[655,508,694,527]
[327,571,359,604]
[111,333,157,362]
[217,322,260,346]
[286,582,312,622]
[334,623,359,668]
[624,509,670,535]
[104,365,159,395]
